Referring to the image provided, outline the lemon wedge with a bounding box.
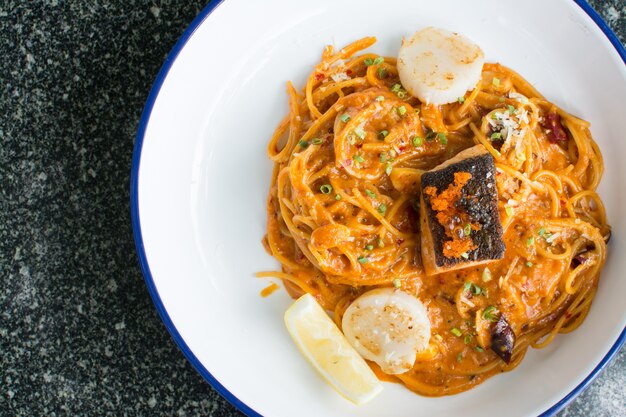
[284,293,383,405]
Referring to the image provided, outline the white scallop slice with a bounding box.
[397,27,485,105]
[341,288,431,375]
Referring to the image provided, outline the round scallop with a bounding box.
[341,288,431,375]
[397,27,485,105]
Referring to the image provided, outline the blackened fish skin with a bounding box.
[421,151,505,269]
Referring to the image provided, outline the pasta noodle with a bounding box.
[258,37,610,396]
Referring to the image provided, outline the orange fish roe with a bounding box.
[423,172,477,258]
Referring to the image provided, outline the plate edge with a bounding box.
[129,1,261,416]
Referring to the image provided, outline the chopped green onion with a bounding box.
[490,132,502,140]
[451,328,462,337]
[373,57,384,65]
[397,90,407,99]
[391,83,401,92]
[365,189,376,199]
[347,134,356,145]
[376,67,387,79]
[507,104,515,114]
[538,227,546,237]
[464,334,472,344]
[335,194,341,200]
[354,127,366,139]
[312,138,323,145]
[463,224,472,236]
[482,267,492,282]
[461,252,469,259]
[378,238,385,248]
[492,77,501,87]
[364,57,374,66]
[397,105,407,116]
[320,184,332,194]
[378,130,389,140]
[412,136,424,147]
[353,154,365,163]
[458,96,465,104]
[392,278,401,289]
[340,113,350,123]
[298,140,309,148]
[438,132,447,145]
[526,261,533,267]
[505,206,514,217]
[375,95,385,101]
[475,346,484,353]
[464,282,483,296]
[385,162,392,176]
[357,256,369,264]
[527,236,535,246]
[379,152,387,163]
[482,306,499,322]
[365,245,374,251]
[378,203,387,215]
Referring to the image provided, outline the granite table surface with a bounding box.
[1,1,625,416]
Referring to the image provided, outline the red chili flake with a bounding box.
[356,144,363,149]
[346,69,353,75]
[396,238,405,245]
[541,111,568,143]
[315,72,325,81]
[398,145,406,152]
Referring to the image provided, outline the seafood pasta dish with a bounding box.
[259,27,610,399]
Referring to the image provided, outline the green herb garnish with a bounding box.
[482,306,499,322]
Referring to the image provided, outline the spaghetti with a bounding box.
[258,37,610,396]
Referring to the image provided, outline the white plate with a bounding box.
[131,1,626,416]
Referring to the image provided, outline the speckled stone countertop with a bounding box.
[1,1,624,416]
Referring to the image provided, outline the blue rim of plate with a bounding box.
[130,1,626,416]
